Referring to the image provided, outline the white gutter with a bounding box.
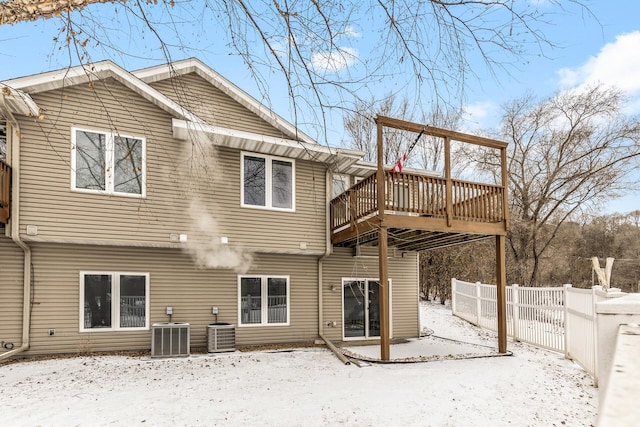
[318,169,350,365]
[0,96,32,362]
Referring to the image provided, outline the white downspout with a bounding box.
[0,99,32,362]
[318,169,350,365]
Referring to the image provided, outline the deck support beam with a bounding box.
[496,234,508,353]
[376,118,391,361]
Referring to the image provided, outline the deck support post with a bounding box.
[375,118,391,361]
[496,234,508,353]
[444,137,452,227]
[379,224,390,361]
[500,147,509,230]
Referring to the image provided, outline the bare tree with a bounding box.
[0,0,109,25]
[420,239,495,304]
[0,1,592,143]
[342,94,413,164]
[495,85,640,286]
[342,93,465,172]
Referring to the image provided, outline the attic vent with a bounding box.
[207,323,235,353]
[151,322,190,358]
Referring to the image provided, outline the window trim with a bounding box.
[240,152,295,212]
[237,274,291,327]
[71,126,147,198]
[79,271,150,332]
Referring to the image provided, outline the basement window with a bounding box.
[80,272,149,332]
[238,275,290,326]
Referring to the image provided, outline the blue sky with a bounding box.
[0,1,639,213]
[463,2,640,128]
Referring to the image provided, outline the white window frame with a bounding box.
[240,152,295,212]
[341,277,393,341]
[71,126,147,198]
[79,271,150,332]
[237,275,291,327]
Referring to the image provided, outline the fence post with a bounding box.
[512,284,519,342]
[563,284,572,359]
[476,282,482,327]
[592,285,599,384]
[451,278,457,316]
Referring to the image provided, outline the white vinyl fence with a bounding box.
[451,278,625,381]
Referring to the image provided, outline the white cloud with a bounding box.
[342,25,360,38]
[557,31,640,95]
[462,101,500,131]
[311,47,358,73]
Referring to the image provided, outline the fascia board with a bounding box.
[0,61,204,124]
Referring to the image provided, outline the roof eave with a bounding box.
[0,85,40,117]
[0,61,204,123]
[172,118,363,171]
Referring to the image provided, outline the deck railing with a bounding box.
[330,171,505,232]
[0,160,10,224]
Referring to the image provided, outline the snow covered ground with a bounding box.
[1,302,597,426]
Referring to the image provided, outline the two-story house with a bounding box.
[0,59,509,360]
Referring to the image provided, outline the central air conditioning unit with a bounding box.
[207,323,236,353]
[151,322,190,358]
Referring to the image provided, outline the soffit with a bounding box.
[172,118,363,171]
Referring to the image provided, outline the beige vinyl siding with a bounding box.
[24,243,319,355]
[150,73,286,138]
[15,79,327,253]
[0,236,24,345]
[235,254,318,345]
[17,78,182,245]
[199,146,327,252]
[321,247,419,341]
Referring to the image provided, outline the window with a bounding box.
[80,272,149,331]
[71,127,146,197]
[332,174,350,198]
[241,152,294,211]
[238,275,289,326]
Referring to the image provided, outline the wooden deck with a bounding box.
[330,116,509,252]
[360,116,510,359]
[330,171,507,250]
[0,159,9,224]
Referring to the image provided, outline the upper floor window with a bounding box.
[241,152,295,211]
[71,127,146,197]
